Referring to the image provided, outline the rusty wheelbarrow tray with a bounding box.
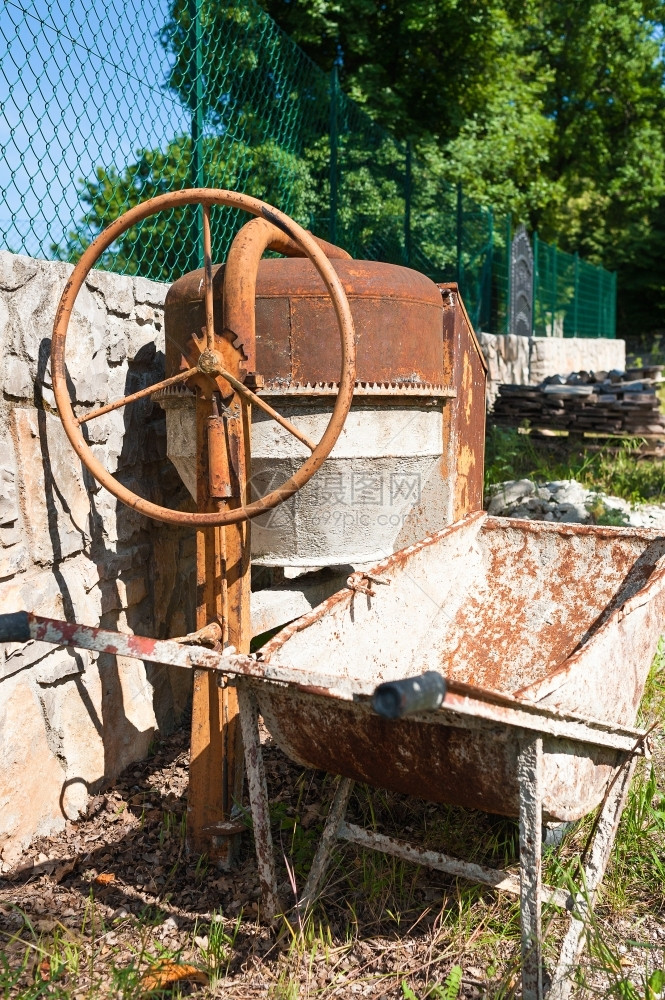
[239,510,665,999]
[3,511,665,1000]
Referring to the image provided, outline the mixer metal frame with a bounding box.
[48,189,357,865]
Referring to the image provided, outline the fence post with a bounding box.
[404,140,412,267]
[505,214,512,335]
[532,231,539,337]
[189,0,204,267]
[483,206,494,331]
[551,245,557,337]
[456,182,463,288]
[329,65,339,246]
[573,252,579,336]
[611,272,617,338]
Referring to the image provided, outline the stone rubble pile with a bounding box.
[491,366,665,436]
[486,478,665,529]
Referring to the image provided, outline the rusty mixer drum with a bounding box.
[162,258,486,567]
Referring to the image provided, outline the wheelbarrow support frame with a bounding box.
[0,612,643,1000]
[236,679,638,1000]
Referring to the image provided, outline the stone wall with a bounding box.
[0,252,195,869]
[478,332,626,408]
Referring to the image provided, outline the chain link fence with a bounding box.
[2,0,614,337]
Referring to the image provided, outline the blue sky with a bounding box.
[1,0,189,255]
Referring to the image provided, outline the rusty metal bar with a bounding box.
[439,685,646,756]
[237,682,280,919]
[518,736,544,1000]
[1,613,648,756]
[337,821,569,909]
[548,757,637,1000]
[202,203,216,352]
[77,367,196,424]
[297,777,354,914]
[212,363,316,452]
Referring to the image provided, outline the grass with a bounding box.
[2,647,665,999]
[484,426,665,506]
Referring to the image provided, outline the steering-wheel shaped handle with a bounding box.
[51,189,356,526]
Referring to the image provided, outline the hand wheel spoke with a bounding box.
[213,364,316,452]
[76,367,197,425]
[202,204,216,352]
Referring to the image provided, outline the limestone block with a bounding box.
[85,269,134,318]
[116,574,148,608]
[98,654,156,774]
[0,675,66,868]
[91,486,148,545]
[529,337,626,384]
[33,646,90,686]
[4,257,72,367]
[89,430,125,474]
[57,552,104,622]
[107,315,128,365]
[0,542,29,580]
[0,428,20,526]
[37,664,106,820]
[70,337,113,406]
[0,250,39,292]
[11,409,91,564]
[478,332,531,407]
[0,294,8,357]
[134,275,169,308]
[4,356,33,399]
[125,306,165,361]
[0,565,66,617]
[0,560,100,678]
[0,567,67,672]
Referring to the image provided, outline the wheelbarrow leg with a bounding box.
[296,776,354,916]
[518,735,543,1000]
[236,681,280,920]
[548,756,636,1000]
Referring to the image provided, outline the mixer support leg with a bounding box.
[548,755,636,1000]
[518,735,543,1000]
[297,777,354,915]
[237,682,280,920]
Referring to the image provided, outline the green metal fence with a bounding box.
[1,0,615,337]
[532,237,617,339]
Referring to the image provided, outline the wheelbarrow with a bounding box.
[2,510,664,999]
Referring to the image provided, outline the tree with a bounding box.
[260,0,665,337]
[54,136,321,282]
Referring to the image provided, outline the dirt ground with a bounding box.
[1,722,664,998]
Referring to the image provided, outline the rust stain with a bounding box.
[259,513,665,823]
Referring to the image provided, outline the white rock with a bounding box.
[11,409,92,564]
[487,479,535,516]
[134,275,168,308]
[85,269,134,318]
[3,356,33,399]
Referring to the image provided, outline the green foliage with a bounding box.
[53,134,320,280]
[484,426,665,504]
[401,967,464,1000]
[262,0,665,337]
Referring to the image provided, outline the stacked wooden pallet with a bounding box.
[492,367,665,436]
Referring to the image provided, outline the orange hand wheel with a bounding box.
[51,189,356,526]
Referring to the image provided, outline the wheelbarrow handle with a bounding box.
[372,671,446,719]
[0,611,30,643]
